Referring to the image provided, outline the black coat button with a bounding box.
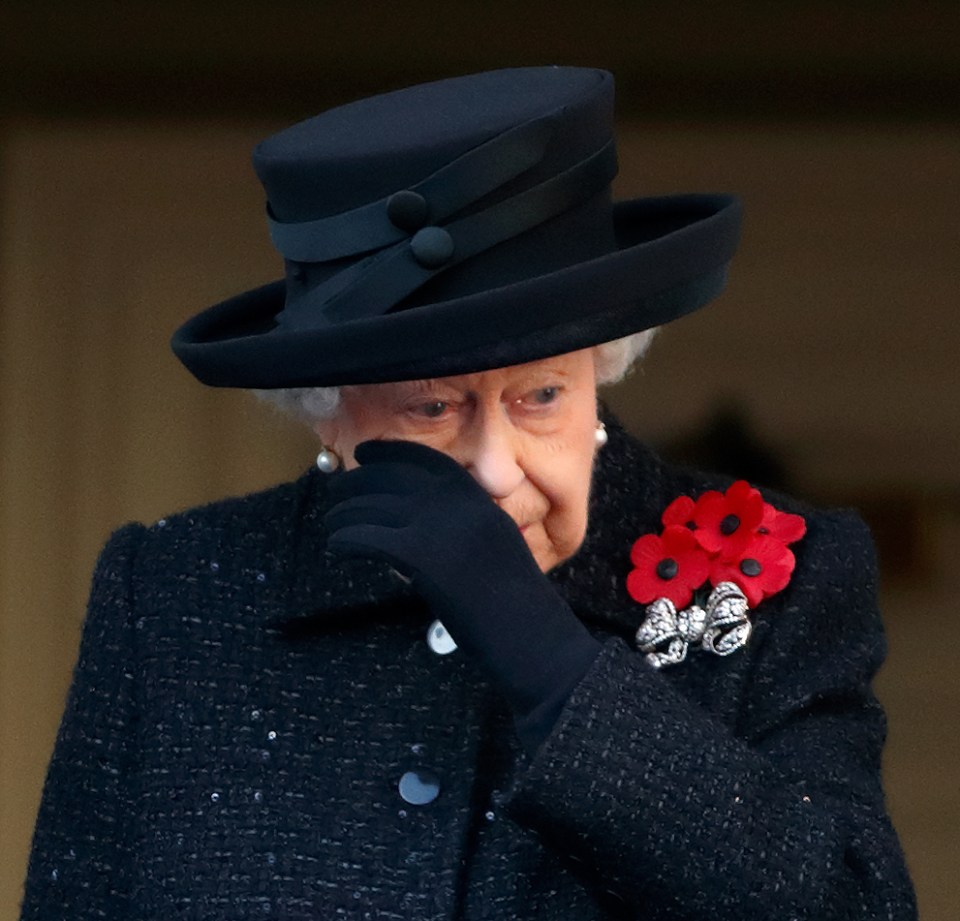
[398,769,441,805]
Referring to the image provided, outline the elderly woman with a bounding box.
[21,68,915,919]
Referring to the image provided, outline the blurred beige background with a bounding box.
[2,3,958,919]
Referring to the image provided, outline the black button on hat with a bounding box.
[387,190,430,232]
[410,227,455,268]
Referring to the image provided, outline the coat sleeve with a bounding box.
[20,523,146,920]
[507,510,917,921]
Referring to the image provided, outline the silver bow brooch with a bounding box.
[635,581,751,669]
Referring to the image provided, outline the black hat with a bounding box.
[171,67,740,388]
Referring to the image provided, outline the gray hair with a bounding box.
[253,329,657,425]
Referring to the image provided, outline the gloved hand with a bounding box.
[324,439,602,753]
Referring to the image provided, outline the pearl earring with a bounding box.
[316,446,342,473]
[595,422,608,448]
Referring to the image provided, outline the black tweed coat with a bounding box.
[21,419,915,920]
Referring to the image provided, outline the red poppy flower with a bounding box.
[693,480,765,560]
[661,494,697,530]
[627,525,711,609]
[758,503,806,544]
[710,534,796,607]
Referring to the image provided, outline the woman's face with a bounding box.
[321,349,600,572]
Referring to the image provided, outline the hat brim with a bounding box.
[171,193,740,387]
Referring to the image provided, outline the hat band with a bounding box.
[276,139,618,330]
[267,114,559,263]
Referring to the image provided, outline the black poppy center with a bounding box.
[656,558,679,580]
[720,514,741,536]
[739,558,762,577]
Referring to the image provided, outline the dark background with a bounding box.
[3,2,959,122]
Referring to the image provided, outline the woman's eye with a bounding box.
[527,386,560,406]
[417,401,449,418]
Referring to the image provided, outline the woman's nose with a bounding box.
[464,411,525,499]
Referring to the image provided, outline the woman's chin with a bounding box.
[520,528,551,572]
[523,527,573,574]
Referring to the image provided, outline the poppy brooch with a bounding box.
[627,480,806,668]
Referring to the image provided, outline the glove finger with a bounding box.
[326,523,413,568]
[324,493,414,533]
[354,439,492,502]
[354,439,467,479]
[326,459,437,504]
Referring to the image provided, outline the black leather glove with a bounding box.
[324,440,602,753]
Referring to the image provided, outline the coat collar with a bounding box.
[548,414,672,635]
